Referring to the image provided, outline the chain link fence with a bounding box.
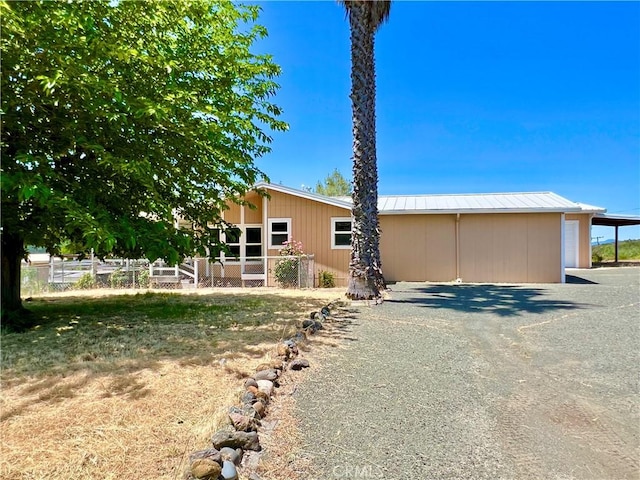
[20,255,317,294]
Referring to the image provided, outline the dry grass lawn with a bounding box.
[1,287,344,480]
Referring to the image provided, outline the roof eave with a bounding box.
[379,207,582,215]
[254,182,352,210]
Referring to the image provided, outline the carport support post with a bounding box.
[615,225,619,263]
[455,213,461,280]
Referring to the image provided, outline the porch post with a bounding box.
[263,194,268,286]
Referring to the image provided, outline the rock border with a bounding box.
[185,300,343,480]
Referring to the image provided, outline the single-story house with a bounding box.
[214,182,605,286]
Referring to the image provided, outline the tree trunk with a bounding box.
[345,1,385,300]
[1,230,31,330]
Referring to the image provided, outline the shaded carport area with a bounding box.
[592,213,640,262]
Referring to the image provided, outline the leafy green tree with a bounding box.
[315,168,352,197]
[340,0,390,300]
[1,0,287,328]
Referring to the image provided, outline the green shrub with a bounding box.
[74,273,96,290]
[109,269,128,288]
[592,251,603,264]
[137,269,150,288]
[274,239,305,288]
[318,270,335,288]
[592,240,640,262]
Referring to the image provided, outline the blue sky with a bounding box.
[252,1,639,241]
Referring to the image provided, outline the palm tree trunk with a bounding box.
[346,1,385,300]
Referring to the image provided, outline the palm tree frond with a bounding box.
[339,0,391,31]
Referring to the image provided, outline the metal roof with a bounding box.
[256,183,604,215]
[592,213,640,227]
[377,192,592,214]
[576,202,607,214]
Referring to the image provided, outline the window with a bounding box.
[209,228,222,259]
[225,227,241,258]
[268,218,291,249]
[332,217,352,249]
[222,226,262,261]
[245,226,262,259]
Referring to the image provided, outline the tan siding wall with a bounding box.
[379,215,457,282]
[266,191,351,286]
[243,191,263,224]
[224,202,241,225]
[459,213,562,283]
[220,189,567,285]
[565,213,592,268]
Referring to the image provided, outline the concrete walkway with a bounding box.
[294,268,640,480]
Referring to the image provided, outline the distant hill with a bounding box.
[592,239,640,262]
[591,239,615,246]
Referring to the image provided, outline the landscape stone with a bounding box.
[256,379,274,397]
[219,446,242,465]
[211,430,261,451]
[321,306,330,316]
[252,401,265,418]
[241,391,257,405]
[240,405,260,419]
[313,320,323,330]
[221,460,239,480]
[244,378,258,389]
[246,385,259,395]
[301,319,314,329]
[292,331,307,343]
[229,411,260,432]
[255,390,270,404]
[190,458,222,479]
[269,358,285,370]
[276,343,290,358]
[189,448,221,464]
[289,358,310,371]
[254,369,278,381]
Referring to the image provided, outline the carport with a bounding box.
[592,213,640,262]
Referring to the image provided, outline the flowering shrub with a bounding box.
[274,239,305,288]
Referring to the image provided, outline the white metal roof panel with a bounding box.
[576,202,607,214]
[256,184,602,215]
[377,192,587,214]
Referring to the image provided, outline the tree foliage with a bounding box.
[0,0,287,324]
[315,168,352,197]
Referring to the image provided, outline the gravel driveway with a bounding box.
[294,268,639,480]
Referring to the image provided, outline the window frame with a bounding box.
[223,227,242,261]
[331,217,353,250]
[268,218,291,250]
[244,225,263,261]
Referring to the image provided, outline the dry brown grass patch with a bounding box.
[1,288,344,480]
